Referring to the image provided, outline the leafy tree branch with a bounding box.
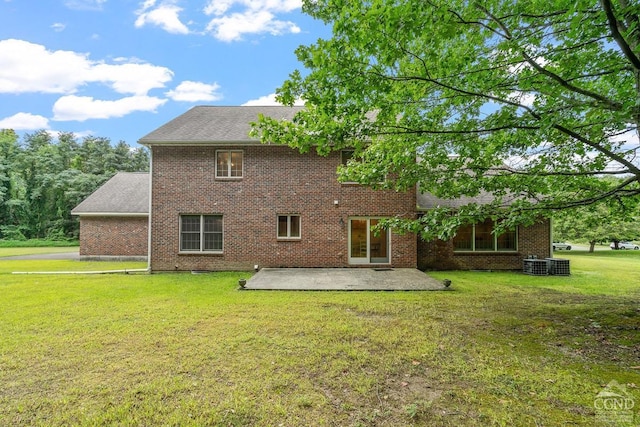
[254,0,640,235]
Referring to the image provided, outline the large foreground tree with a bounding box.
[255,0,640,239]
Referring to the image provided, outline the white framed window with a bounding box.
[452,219,517,252]
[216,150,243,178]
[180,214,223,252]
[277,215,301,239]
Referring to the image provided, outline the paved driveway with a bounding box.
[1,251,80,260]
[244,268,448,291]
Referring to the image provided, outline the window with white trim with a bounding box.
[180,215,223,252]
[452,219,517,252]
[216,150,243,178]
[277,215,301,239]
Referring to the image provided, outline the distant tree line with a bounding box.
[0,129,149,241]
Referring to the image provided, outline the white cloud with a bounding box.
[202,0,301,41]
[52,95,167,121]
[133,0,303,41]
[609,126,639,151]
[0,39,93,94]
[242,93,304,106]
[0,112,50,130]
[0,39,173,96]
[206,9,300,42]
[165,81,222,102]
[51,23,66,32]
[135,1,190,34]
[203,0,235,16]
[507,90,536,108]
[90,63,173,95]
[203,0,301,15]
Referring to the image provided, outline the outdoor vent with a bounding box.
[523,259,548,276]
[522,258,570,276]
[546,258,570,276]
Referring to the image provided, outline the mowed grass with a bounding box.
[1,251,639,426]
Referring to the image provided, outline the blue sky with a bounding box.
[0,0,328,146]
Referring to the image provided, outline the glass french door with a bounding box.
[348,218,389,264]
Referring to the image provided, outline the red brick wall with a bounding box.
[79,216,148,257]
[417,219,551,270]
[149,145,417,271]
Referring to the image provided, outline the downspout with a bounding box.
[147,147,153,272]
[549,216,553,258]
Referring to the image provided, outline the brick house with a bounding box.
[71,172,149,261]
[73,106,551,271]
[139,106,418,271]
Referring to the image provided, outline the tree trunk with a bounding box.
[589,240,596,253]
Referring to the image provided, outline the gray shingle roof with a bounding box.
[417,186,518,210]
[138,105,305,145]
[418,189,496,210]
[71,172,149,215]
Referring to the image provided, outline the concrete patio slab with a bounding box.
[243,268,448,291]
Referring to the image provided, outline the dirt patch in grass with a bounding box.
[512,289,640,367]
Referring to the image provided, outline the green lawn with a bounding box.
[0,251,639,426]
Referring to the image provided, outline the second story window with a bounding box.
[216,150,243,178]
